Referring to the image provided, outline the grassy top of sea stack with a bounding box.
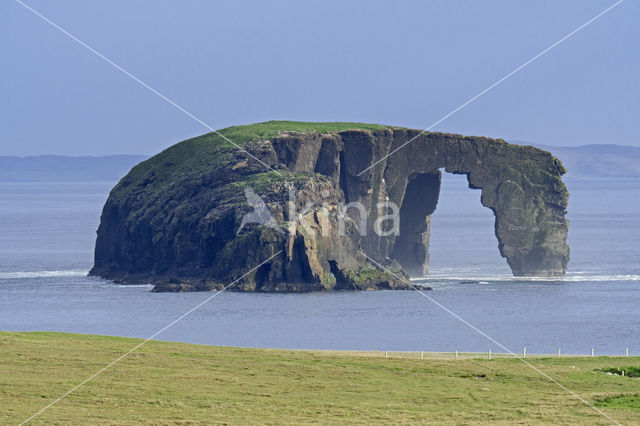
[109,121,390,201]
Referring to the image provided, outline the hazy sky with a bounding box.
[1,0,638,156]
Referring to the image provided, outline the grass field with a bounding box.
[1,332,638,424]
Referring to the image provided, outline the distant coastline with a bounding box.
[0,155,147,182]
[2,142,640,181]
[511,141,640,179]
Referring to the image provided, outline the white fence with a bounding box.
[331,347,634,360]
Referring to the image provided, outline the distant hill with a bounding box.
[3,142,639,181]
[0,155,148,182]
[510,141,640,178]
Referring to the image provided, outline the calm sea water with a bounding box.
[0,175,638,355]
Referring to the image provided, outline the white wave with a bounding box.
[412,274,640,283]
[113,284,154,288]
[0,270,88,279]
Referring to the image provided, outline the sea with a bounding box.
[1,174,638,355]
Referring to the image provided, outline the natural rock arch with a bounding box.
[91,122,569,291]
[322,128,569,278]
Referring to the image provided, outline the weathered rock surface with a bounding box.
[90,121,569,291]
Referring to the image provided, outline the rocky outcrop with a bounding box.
[90,121,569,291]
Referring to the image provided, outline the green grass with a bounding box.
[218,120,388,143]
[1,332,639,424]
[597,394,640,410]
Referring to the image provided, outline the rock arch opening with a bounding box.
[389,170,506,278]
[428,172,510,276]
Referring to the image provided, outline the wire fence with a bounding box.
[310,347,634,360]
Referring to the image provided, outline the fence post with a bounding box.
[455,350,458,359]
[489,349,492,360]
[558,348,561,358]
[626,347,629,357]
[385,351,388,359]
[420,350,423,360]
[523,346,526,359]
[592,348,594,357]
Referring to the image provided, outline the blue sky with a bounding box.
[1,0,637,155]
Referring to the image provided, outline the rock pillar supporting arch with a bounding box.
[390,172,441,277]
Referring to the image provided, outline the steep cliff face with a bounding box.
[91,121,569,291]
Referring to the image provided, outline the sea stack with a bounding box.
[90,121,569,291]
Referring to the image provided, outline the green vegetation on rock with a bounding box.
[110,121,387,202]
[219,120,388,142]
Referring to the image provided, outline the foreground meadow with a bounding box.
[1,332,638,424]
